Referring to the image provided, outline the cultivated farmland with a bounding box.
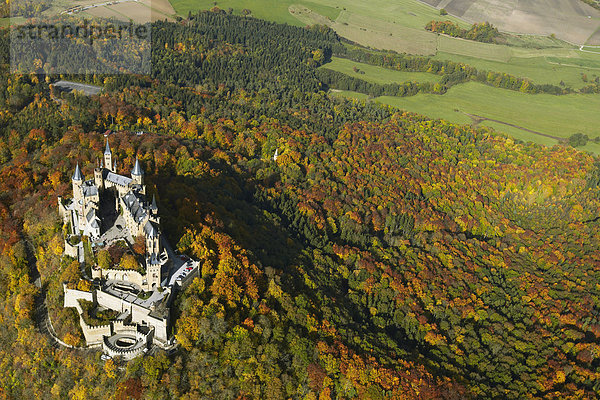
[81,0,175,22]
[422,0,600,45]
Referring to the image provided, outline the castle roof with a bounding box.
[151,194,157,210]
[104,139,111,155]
[105,171,132,187]
[86,209,100,229]
[148,253,159,264]
[72,163,84,181]
[131,157,143,176]
[144,221,158,238]
[123,191,147,224]
[82,181,98,197]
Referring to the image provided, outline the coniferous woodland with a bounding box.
[2,11,600,399]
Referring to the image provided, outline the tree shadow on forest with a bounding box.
[147,163,438,386]
[150,163,303,273]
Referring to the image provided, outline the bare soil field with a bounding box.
[420,0,442,7]
[73,0,173,22]
[82,6,125,21]
[586,27,600,45]
[139,0,176,20]
[85,2,151,23]
[424,0,600,45]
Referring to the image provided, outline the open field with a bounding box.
[421,0,600,45]
[169,0,340,25]
[329,82,600,152]
[80,0,175,22]
[321,57,441,85]
[437,35,512,62]
[5,0,175,24]
[581,46,600,54]
[140,0,176,18]
[169,0,467,27]
[169,0,600,45]
[434,52,600,89]
[83,2,152,23]
[332,10,438,55]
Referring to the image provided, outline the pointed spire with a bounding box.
[104,138,111,155]
[131,157,144,176]
[151,194,158,210]
[72,162,84,181]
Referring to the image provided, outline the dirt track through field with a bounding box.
[463,111,563,140]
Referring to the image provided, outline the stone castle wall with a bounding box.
[63,286,93,309]
[99,268,146,289]
[63,285,110,345]
[95,288,169,343]
[80,319,111,346]
[64,240,79,259]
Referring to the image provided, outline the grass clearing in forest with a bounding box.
[433,52,600,89]
[321,57,441,85]
[329,82,600,151]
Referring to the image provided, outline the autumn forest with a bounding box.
[1,10,600,400]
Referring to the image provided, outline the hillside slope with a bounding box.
[1,13,600,399]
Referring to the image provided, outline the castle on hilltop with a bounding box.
[59,139,168,290]
[58,138,199,359]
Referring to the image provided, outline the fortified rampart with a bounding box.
[96,288,169,343]
[96,268,146,288]
[63,239,80,259]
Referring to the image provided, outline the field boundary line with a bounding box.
[545,58,600,71]
[462,111,562,140]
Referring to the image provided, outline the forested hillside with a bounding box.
[1,11,600,399]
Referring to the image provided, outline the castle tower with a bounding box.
[72,162,84,201]
[104,139,113,172]
[131,157,144,186]
[94,159,104,190]
[145,223,162,289]
[147,255,162,289]
[145,223,160,256]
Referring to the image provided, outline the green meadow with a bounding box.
[330,83,600,152]
[433,52,600,89]
[0,17,25,27]
[320,57,441,85]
